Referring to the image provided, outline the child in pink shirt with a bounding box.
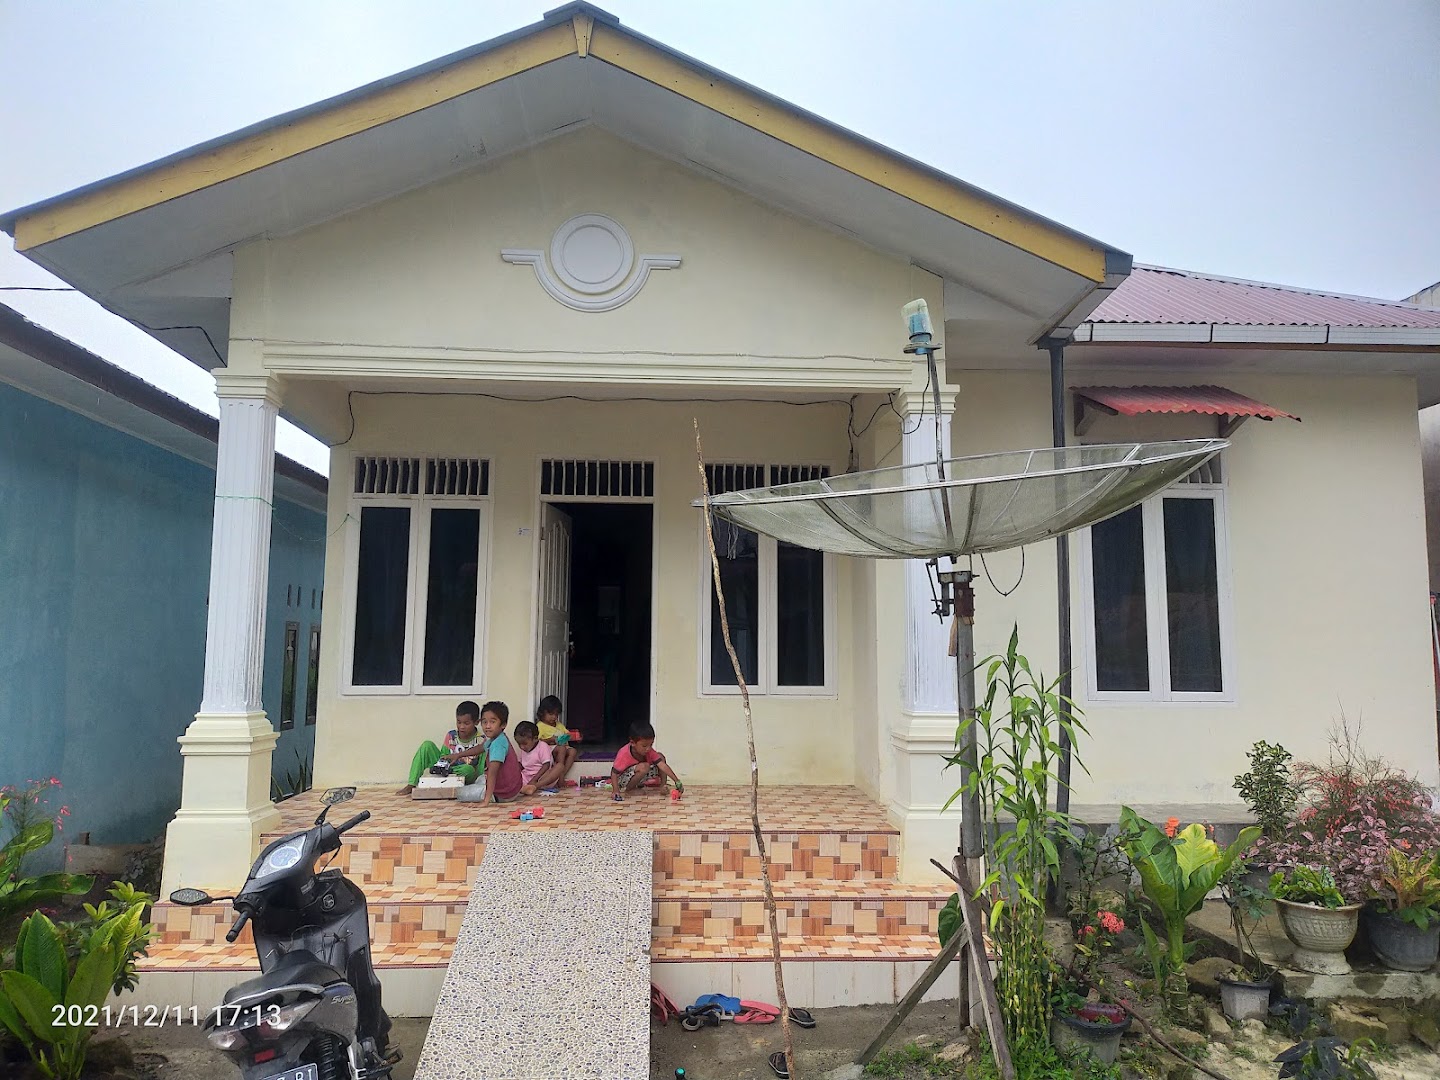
[513,721,567,796]
[609,721,683,802]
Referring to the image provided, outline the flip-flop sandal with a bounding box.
[735,1000,780,1024]
[788,1007,816,1028]
[769,1051,790,1078]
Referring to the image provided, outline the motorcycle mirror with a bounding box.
[169,888,212,906]
[321,787,356,806]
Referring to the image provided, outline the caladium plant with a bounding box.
[1118,808,1260,1006]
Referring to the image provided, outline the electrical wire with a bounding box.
[976,549,1026,597]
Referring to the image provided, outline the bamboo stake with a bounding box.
[695,423,796,1078]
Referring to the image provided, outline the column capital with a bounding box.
[894,385,956,419]
[214,372,283,408]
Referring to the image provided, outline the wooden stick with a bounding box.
[696,423,796,1078]
[949,858,1015,1080]
[1112,1000,1237,1080]
[855,921,967,1066]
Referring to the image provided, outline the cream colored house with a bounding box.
[5,5,1438,897]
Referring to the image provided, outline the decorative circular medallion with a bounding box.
[550,215,635,295]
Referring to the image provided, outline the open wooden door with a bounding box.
[535,503,573,701]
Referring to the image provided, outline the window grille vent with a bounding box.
[1179,456,1224,485]
[354,456,422,496]
[541,459,654,498]
[705,464,767,497]
[427,458,490,497]
[770,464,831,486]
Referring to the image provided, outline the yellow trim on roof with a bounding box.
[12,23,576,251]
[13,12,1107,282]
[585,26,1106,283]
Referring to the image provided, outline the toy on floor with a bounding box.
[508,805,546,820]
[412,771,466,800]
[670,788,682,802]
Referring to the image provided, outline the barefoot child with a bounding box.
[474,701,523,804]
[609,721,683,802]
[513,721,568,796]
[534,695,580,782]
[397,701,484,795]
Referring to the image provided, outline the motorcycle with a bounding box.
[170,786,400,1080]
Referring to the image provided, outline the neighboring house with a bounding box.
[1,5,1436,891]
[1406,281,1440,594]
[0,302,327,855]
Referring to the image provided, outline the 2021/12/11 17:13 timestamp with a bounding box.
[50,1003,282,1027]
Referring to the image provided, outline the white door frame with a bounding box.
[529,481,659,733]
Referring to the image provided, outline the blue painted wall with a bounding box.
[0,383,325,858]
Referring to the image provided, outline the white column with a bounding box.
[161,374,283,895]
[888,385,966,880]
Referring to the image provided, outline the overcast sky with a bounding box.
[2,0,1438,474]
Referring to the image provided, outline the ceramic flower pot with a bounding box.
[1216,975,1271,1021]
[1364,908,1440,972]
[1275,899,1362,974]
[1051,1005,1130,1064]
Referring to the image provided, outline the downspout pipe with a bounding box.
[1045,339,1074,816]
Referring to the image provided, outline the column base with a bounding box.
[160,712,281,896]
[888,711,965,884]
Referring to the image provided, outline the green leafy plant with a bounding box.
[1220,861,1275,981]
[1116,809,1259,1013]
[1274,1036,1375,1080]
[0,788,92,929]
[1368,849,1440,930]
[1234,740,1297,840]
[0,894,148,1080]
[58,882,155,995]
[945,627,1087,1050]
[271,748,315,802]
[1270,865,1345,909]
[937,893,961,948]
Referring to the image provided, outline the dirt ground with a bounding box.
[70,999,1440,1079]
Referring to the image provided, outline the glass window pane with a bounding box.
[1163,498,1223,693]
[710,518,759,686]
[280,621,299,729]
[352,506,410,686]
[1091,506,1149,691]
[776,542,825,686]
[305,624,320,724]
[423,508,481,686]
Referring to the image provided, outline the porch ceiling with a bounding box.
[2,5,1126,374]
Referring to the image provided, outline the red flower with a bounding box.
[1164,817,1180,838]
[1098,911,1125,935]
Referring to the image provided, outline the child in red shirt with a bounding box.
[609,721,683,802]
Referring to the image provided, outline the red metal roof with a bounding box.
[1073,385,1300,421]
[1088,265,1440,329]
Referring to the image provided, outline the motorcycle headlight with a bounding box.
[258,999,318,1036]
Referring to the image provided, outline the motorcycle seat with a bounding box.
[223,950,345,1007]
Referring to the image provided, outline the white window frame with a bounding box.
[1077,481,1235,704]
[697,519,837,698]
[341,457,492,697]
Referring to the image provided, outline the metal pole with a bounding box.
[1048,341,1073,814]
[954,572,983,862]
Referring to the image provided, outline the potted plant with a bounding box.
[1050,910,1131,1063]
[1233,740,1296,888]
[1364,848,1440,972]
[1270,865,1362,975]
[1215,863,1275,1020]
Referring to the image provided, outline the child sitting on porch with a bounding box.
[609,721,683,803]
[513,721,568,796]
[472,700,524,804]
[534,695,580,782]
[396,700,484,795]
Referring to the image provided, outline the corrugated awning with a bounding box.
[1072,384,1300,437]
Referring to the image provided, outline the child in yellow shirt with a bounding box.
[534,695,579,783]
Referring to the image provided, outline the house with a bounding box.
[0,302,327,858]
[2,2,1435,915]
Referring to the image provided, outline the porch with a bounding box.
[137,784,960,1014]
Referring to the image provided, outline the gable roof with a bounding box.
[0,302,326,510]
[1,3,1127,372]
[1075,265,1440,347]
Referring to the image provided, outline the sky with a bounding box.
[2,0,1438,475]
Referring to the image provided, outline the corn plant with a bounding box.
[945,627,1087,1050]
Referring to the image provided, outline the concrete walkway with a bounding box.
[413,829,653,1080]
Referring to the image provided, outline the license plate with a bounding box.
[261,1066,318,1080]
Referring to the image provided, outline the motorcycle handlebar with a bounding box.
[225,907,251,943]
[335,810,370,835]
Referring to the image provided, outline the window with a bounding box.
[1080,466,1232,701]
[701,464,833,695]
[344,455,490,694]
[279,622,299,729]
[305,625,320,725]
